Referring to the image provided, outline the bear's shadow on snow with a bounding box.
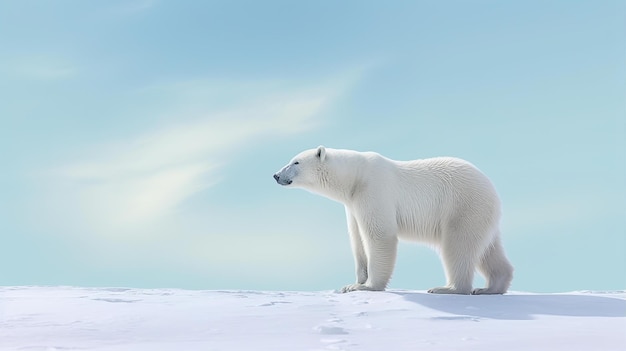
[393,291,626,320]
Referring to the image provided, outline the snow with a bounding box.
[1,287,625,351]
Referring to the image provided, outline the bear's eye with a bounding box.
[294,161,299,165]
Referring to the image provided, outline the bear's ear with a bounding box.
[316,145,326,162]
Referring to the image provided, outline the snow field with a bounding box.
[1,287,624,351]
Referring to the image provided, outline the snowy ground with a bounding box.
[1,287,624,351]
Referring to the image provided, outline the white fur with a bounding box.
[274,146,514,295]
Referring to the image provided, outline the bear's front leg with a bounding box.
[340,283,377,293]
[341,233,398,293]
[346,209,367,285]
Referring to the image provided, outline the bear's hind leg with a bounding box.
[428,234,478,295]
[428,256,474,294]
[472,235,513,295]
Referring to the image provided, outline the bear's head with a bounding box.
[274,146,369,203]
[273,145,327,189]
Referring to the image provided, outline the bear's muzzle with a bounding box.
[273,173,292,185]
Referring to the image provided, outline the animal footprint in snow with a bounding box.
[314,325,349,335]
[321,338,350,350]
[258,301,291,307]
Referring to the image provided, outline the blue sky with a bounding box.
[1,0,624,292]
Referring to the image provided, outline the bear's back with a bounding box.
[389,156,500,240]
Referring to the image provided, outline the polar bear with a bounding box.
[273,146,513,295]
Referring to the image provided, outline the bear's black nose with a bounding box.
[273,174,280,182]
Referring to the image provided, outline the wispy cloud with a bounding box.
[48,76,351,238]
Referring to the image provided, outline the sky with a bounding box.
[0,0,624,293]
